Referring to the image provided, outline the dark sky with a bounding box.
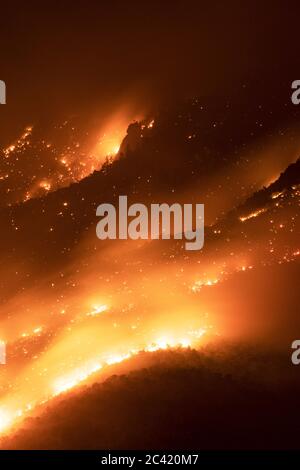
[0,1,300,141]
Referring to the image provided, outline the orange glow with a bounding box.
[93,108,143,162]
[0,410,13,434]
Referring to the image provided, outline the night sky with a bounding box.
[1,1,300,139]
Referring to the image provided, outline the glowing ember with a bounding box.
[191,278,220,292]
[39,181,52,192]
[86,304,108,317]
[271,190,285,199]
[3,126,33,158]
[239,207,267,222]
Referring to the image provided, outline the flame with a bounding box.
[86,304,108,317]
[96,134,122,158]
[0,330,206,436]
[239,207,267,222]
[0,107,144,206]
[271,191,285,199]
[39,181,52,192]
[93,108,143,161]
[192,278,220,292]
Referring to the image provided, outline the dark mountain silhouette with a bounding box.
[2,343,300,450]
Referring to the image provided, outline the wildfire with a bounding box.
[0,110,143,206]
[0,107,298,448]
